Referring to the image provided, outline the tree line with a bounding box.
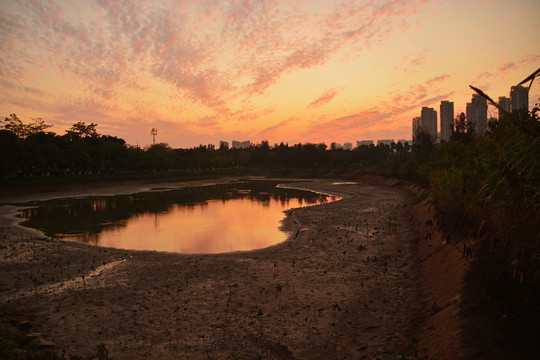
[0,113,417,178]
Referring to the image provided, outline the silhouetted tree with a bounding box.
[413,129,436,160]
[451,112,474,143]
[3,114,52,138]
[66,121,99,138]
[454,112,467,134]
[393,141,404,155]
[0,130,21,175]
[146,143,174,170]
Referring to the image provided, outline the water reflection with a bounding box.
[19,181,339,253]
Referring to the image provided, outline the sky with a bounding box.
[1,0,539,148]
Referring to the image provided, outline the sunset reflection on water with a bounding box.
[20,182,339,254]
[95,197,311,253]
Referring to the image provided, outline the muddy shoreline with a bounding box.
[0,177,468,359]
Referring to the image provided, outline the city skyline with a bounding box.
[1,0,539,148]
[411,83,531,143]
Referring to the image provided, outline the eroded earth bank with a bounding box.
[0,179,462,359]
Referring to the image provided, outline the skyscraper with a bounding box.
[510,85,529,112]
[440,100,454,142]
[498,96,511,119]
[467,94,487,135]
[420,107,437,142]
[412,117,421,140]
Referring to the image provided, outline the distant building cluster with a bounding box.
[357,140,374,147]
[231,140,251,149]
[217,138,413,151]
[411,84,529,143]
[217,140,251,149]
[356,139,413,147]
[327,139,413,149]
[331,142,353,150]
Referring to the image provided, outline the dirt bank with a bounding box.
[0,178,468,359]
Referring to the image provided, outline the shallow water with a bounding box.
[19,181,339,253]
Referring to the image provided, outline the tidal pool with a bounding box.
[19,181,339,254]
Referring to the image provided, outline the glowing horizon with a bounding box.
[1,0,539,148]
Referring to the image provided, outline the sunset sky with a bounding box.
[1,0,539,148]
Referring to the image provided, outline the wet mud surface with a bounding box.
[1,179,424,359]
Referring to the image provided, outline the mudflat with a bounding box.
[1,178,424,359]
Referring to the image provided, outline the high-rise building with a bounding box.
[420,107,437,141]
[467,94,487,135]
[466,102,472,130]
[510,85,529,112]
[343,142,353,150]
[412,117,421,139]
[440,100,454,142]
[498,96,511,119]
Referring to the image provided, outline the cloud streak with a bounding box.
[307,88,342,108]
[256,117,295,138]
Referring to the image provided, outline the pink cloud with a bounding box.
[3,0,431,107]
[0,80,48,96]
[497,62,515,74]
[309,110,389,139]
[233,0,429,95]
[256,117,295,138]
[307,88,341,108]
[426,74,451,86]
[393,51,428,75]
[225,106,276,123]
[475,71,495,82]
[476,55,540,81]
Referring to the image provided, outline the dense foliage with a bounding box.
[434,108,539,283]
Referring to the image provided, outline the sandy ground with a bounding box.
[0,178,469,359]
